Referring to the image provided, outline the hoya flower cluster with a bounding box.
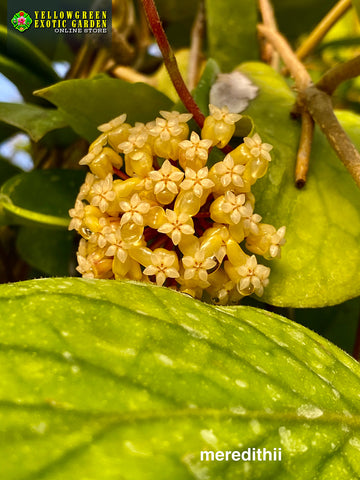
[69,105,286,304]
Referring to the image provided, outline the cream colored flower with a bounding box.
[78,173,96,200]
[98,113,127,133]
[208,104,242,125]
[159,110,193,123]
[182,250,217,283]
[69,199,85,231]
[76,241,94,278]
[243,133,273,162]
[143,250,180,286]
[178,132,212,163]
[119,193,151,226]
[90,174,116,213]
[180,166,215,198]
[221,191,246,224]
[148,111,192,142]
[79,145,102,166]
[149,160,184,195]
[88,217,110,249]
[158,209,194,245]
[236,255,270,297]
[241,201,262,235]
[269,226,286,258]
[104,227,129,262]
[214,154,245,188]
[118,122,148,153]
[148,118,182,141]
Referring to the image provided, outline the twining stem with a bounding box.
[258,24,360,189]
[300,86,360,188]
[295,0,352,61]
[258,0,280,70]
[111,65,155,85]
[316,54,360,95]
[257,25,311,90]
[295,112,314,188]
[188,0,206,90]
[141,0,205,128]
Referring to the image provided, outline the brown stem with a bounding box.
[258,23,360,189]
[141,0,205,128]
[111,65,155,85]
[295,0,352,61]
[188,0,206,90]
[295,112,314,188]
[316,55,360,95]
[258,0,280,70]
[257,25,311,90]
[300,86,360,188]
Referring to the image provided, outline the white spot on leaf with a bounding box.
[230,406,247,415]
[296,404,323,419]
[235,379,249,388]
[349,437,360,450]
[279,426,308,454]
[200,429,218,448]
[155,353,174,366]
[31,422,47,434]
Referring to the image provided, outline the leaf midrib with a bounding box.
[1,288,360,416]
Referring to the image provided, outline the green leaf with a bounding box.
[17,227,76,276]
[0,27,59,104]
[192,58,220,114]
[0,26,59,85]
[205,0,259,71]
[0,53,51,103]
[236,62,360,308]
[0,103,68,141]
[35,75,173,142]
[0,169,84,228]
[0,156,22,225]
[0,155,21,185]
[1,278,360,479]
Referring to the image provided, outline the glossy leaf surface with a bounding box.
[35,76,173,142]
[0,278,359,479]
[0,169,84,228]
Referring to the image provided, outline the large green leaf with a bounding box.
[205,0,259,71]
[35,75,173,142]
[236,62,360,308]
[0,103,68,141]
[0,169,84,228]
[0,278,360,479]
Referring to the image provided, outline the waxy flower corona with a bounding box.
[69,105,286,304]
